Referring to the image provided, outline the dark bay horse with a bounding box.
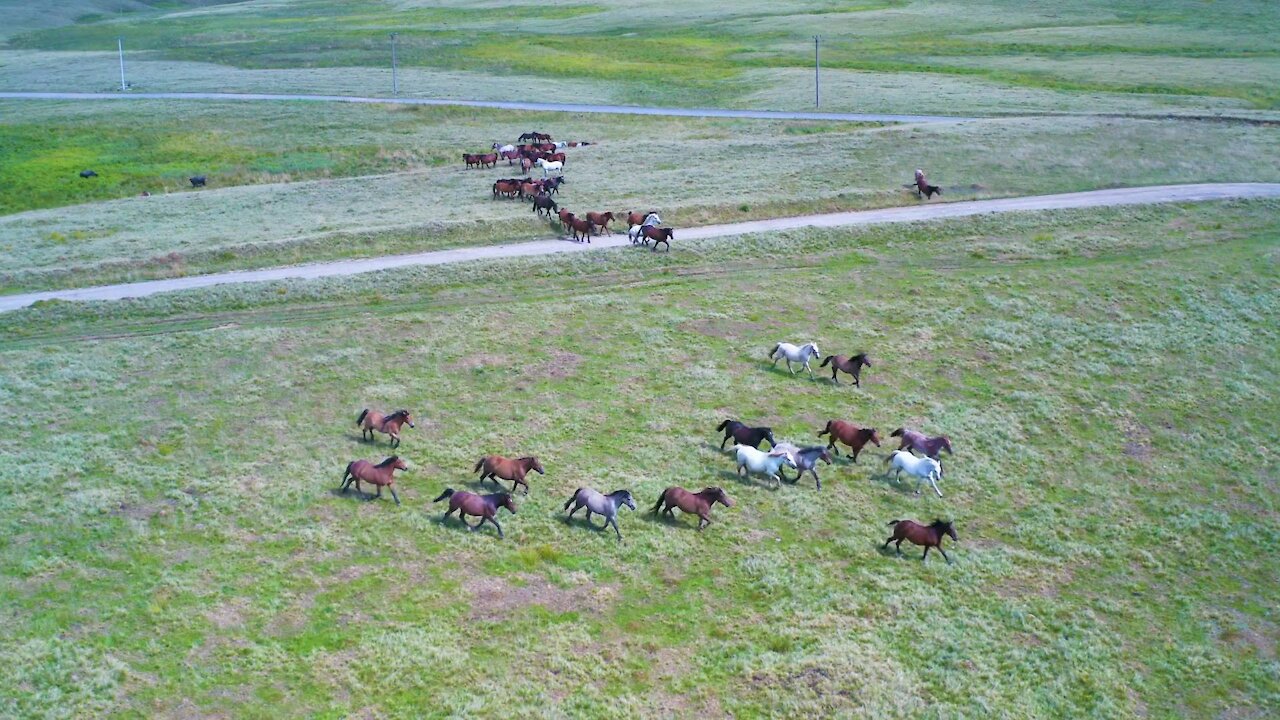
[356,409,414,447]
[891,428,953,461]
[651,486,732,531]
[818,420,881,462]
[434,488,517,537]
[340,456,408,504]
[716,419,776,450]
[914,169,941,199]
[819,353,871,386]
[474,455,544,494]
[639,225,673,251]
[568,215,595,243]
[883,519,957,563]
[563,488,636,540]
[532,192,558,218]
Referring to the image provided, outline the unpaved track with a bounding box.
[2,183,1277,313]
[0,91,976,123]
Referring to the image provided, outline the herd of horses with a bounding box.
[466,131,677,251]
[339,335,959,561]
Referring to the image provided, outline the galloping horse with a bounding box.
[637,225,673,252]
[884,450,944,497]
[772,442,835,490]
[891,428,953,463]
[818,420,881,462]
[340,456,409,505]
[733,445,797,488]
[883,518,957,563]
[568,215,595,243]
[627,212,661,244]
[434,488,517,538]
[716,419,776,450]
[651,486,733,531]
[819,353,872,386]
[585,211,615,234]
[769,342,821,377]
[474,455,545,494]
[356,409,415,447]
[563,488,636,540]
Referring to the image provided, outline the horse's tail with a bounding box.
[432,488,454,503]
[768,343,780,359]
[342,462,353,480]
[650,488,668,514]
[473,458,485,474]
[883,451,896,464]
[716,419,730,432]
[356,409,368,427]
[820,355,833,368]
[817,421,831,437]
[886,519,901,527]
[563,488,583,511]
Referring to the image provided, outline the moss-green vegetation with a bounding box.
[1,200,1277,717]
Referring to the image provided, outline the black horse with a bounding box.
[79,169,98,179]
[189,175,207,187]
[531,192,558,218]
[716,419,776,450]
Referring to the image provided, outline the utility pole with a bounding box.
[814,35,820,108]
[390,32,399,95]
[118,37,127,91]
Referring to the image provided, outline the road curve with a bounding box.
[0,91,977,124]
[2,183,1276,313]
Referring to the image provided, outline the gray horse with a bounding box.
[563,488,636,540]
[772,442,835,490]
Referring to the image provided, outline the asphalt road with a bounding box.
[3,183,1276,313]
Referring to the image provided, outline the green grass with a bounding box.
[1,199,1277,717]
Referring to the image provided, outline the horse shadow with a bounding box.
[716,468,779,491]
[329,487,376,502]
[640,510,699,531]
[871,468,919,495]
[559,513,611,533]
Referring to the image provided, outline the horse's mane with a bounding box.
[377,456,400,467]
[930,518,952,528]
[799,445,828,454]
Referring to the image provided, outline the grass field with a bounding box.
[1,199,1278,717]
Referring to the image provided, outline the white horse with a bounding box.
[563,487,636,541]
[769,342,821,378]
[627,212,662,244]
[536,158,563,177]
[554,141,568,149]
[492,143,515,154]
[733,444,797,488]
[884,450,943,497]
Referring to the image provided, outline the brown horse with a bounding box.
[547,152,567,164]
[626,210,659,227]
[479,152,499,168]
[883,518,957,563]
[585,211,614,234]
[651,486,733,531]
[340,456,409,505]
[568,215,595,243]
[493,179,522,198]
[474,455,544,494]
[557,207,574,227]
[817,420,881,462]
[356,409,415,447]
[433,488,517,537]
[819,353,872,386]
[639,225,673,252]
[914,169,942,199]
[520,156,533,175]
[463,153,482,169]
[891,428,953,460]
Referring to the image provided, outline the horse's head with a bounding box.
[816,448,834,465]
[866,428,882,447]
[761,428,777,446]
[497,494,518,514]
[614,490,636,511]
[941,436,953,454]
[915,169,925,181]
[383,456,409,472]
[397,410,415,428]
[526,457,545,475]
[807,343,820,359]
[707,487,733,508]
[855,353,871,368]
[933,519,957,542]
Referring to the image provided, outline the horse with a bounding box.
[733,445,797,488]
[189,175,207,187]
[557,208,575,227]
[532,192,558,218]
[520,180,543,199]
[493,142,516,155]
[817,420,881,462]
[543,176,566,194]
[433,488,517,538]
[493,179,522,199]
[626,211,661,227]
[891,428,953,464]
[914,169,942,199]
[520,156,533,175]
[479,153,499,168]
[474,455,544,494]
[547,152,567,164]
[79,169,98,179]
[568,215,595,243]
[884,450,944,497]
[772,443,834,490]
[637,225,673,252]
[536,158,563,177]
[518,132,539,143]
[500,150,522,165]
[883,518,957,563]
[339,456,408,505]
[464,152,482,169]
[563,488,636,540]
[820,353,871,386]
[585,211,615,234]
[769,342,821,377]
[651,486,733,531]
[716,419,776,450]
[355,409,415,447]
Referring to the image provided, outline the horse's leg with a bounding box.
[804,361,814,378]
[609,516,622,541]
[883,536,894,549]
[895,539,904,555]
[389,488,401,506]
[938,546,951,564]
[697,514,710,531]
[720,434,730,450]
[831,367,839,384]
[930,474,943,498]
[583,509,592,526]
[488,517,504,539]
[811,468,821,491]
[566,501,580,518]
[786,359,795,375]
[444,506,456,519]
[922,546,931,561]
[374,486,383,501]
[851,448,860,463]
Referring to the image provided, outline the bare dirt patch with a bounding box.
[205,597,252,631]
[112,499,177,521]
[1122,420,1154,463]
[524,349,583,381]
[464,573,616,621]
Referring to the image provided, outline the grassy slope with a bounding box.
[3,100,1279,292]
[1,200,1277,718]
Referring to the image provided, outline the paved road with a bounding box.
[3,183,1276,313]
[0,91,977,124]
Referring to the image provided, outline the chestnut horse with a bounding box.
[568,215,595,243]
[585,211,614,234]
[891,428,953,462]
[819,353,872,386]
[340,456,408,505]
[626,210,660,227]
[716,419,776,450]
[817,420,881,462]
[356,409,414,447]
[638,225,673,251]
[883,518,957,563]
[433,488,517,537]
[474,455,545,494]
[651,486,733,531]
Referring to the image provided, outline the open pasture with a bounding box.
[1,199,1277,717]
